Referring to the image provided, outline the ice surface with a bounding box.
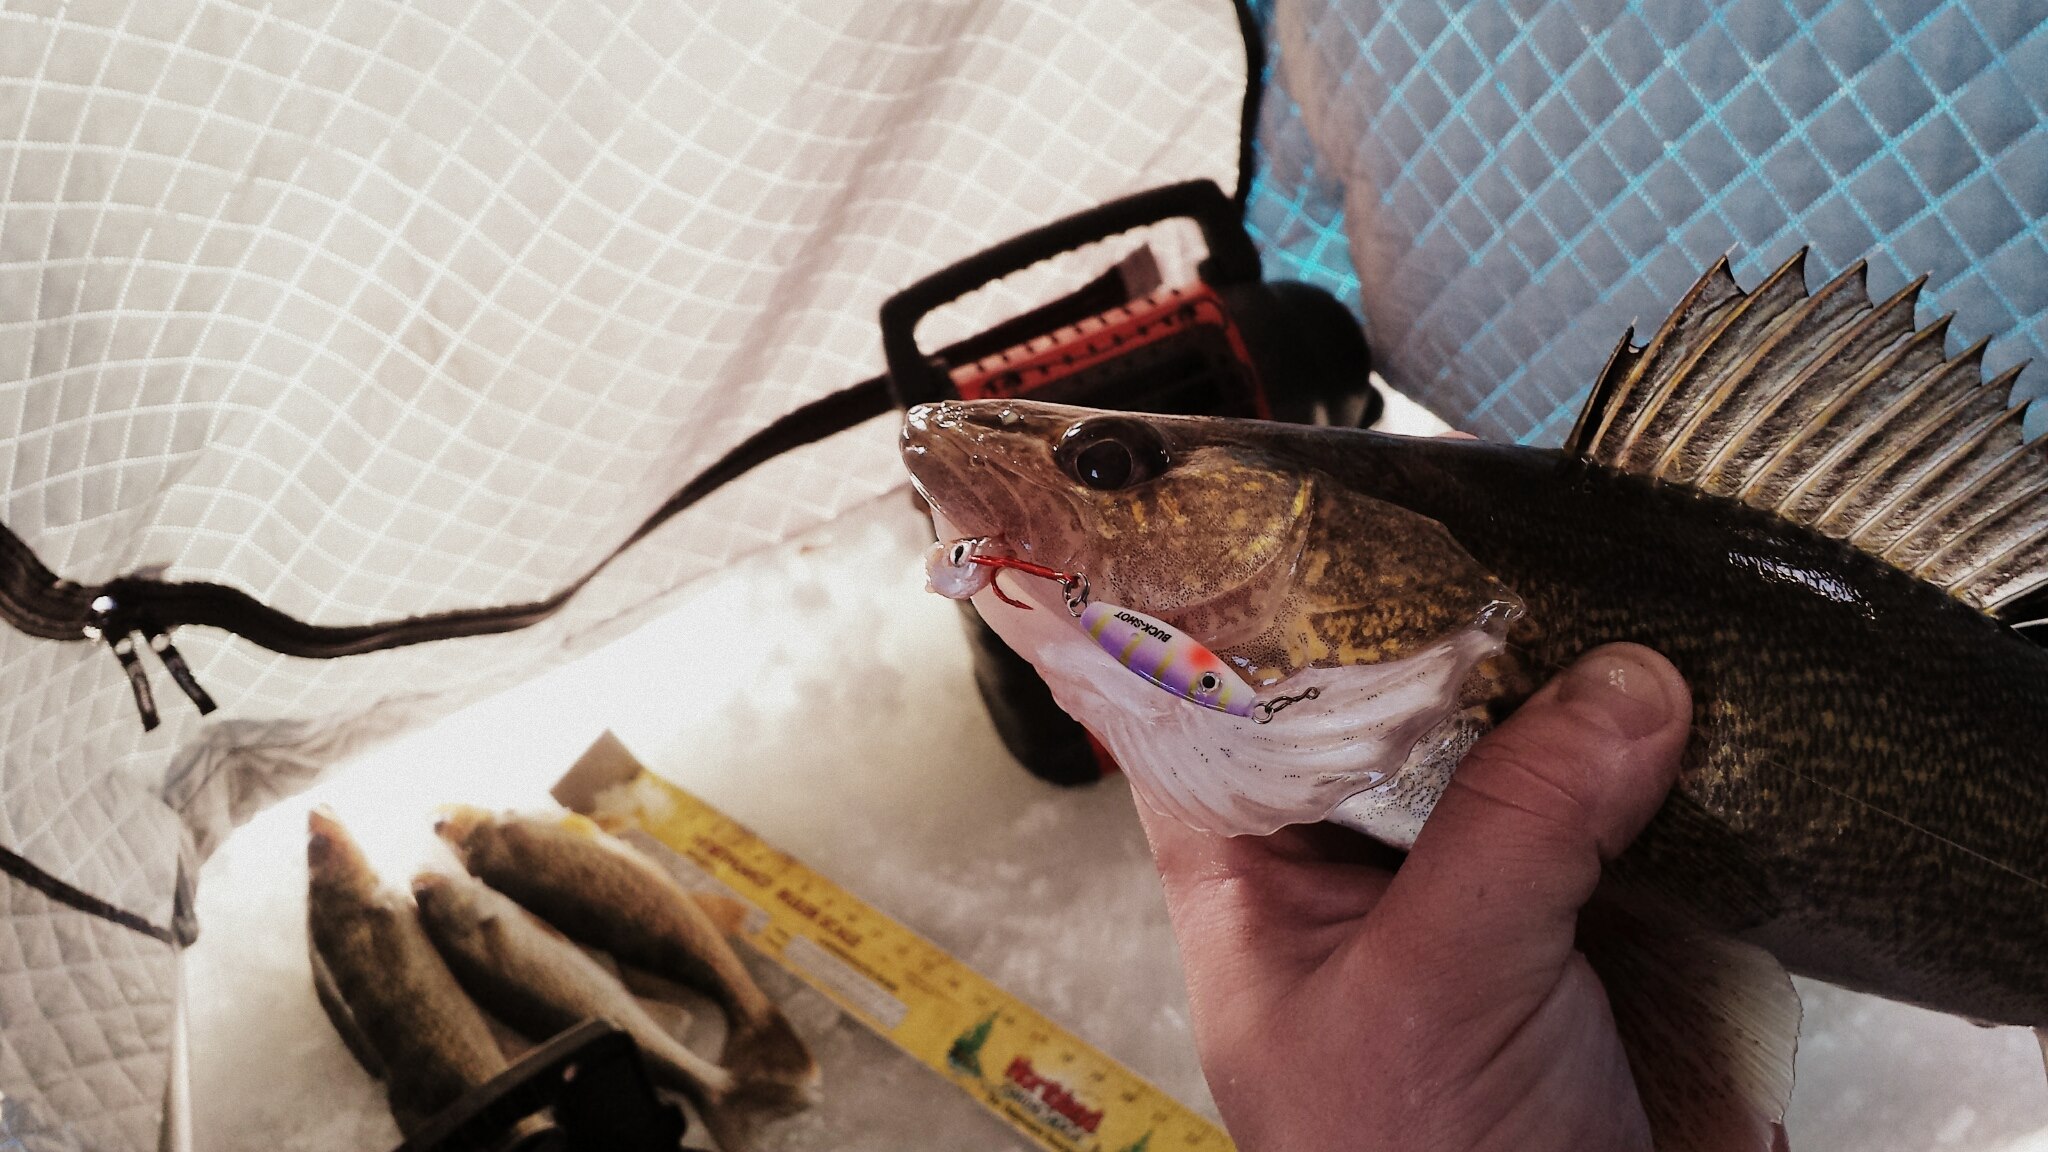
[187,480,2048,1150]
[185,492,1205,1152]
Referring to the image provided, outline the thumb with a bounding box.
[1364,643,1691,989]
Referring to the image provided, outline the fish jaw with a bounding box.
[929,505,1510,837]
[307,806,377,898]
[903,399,1320,663]
[432,804,494,864]
[410,872,494,941]
[901,400,1091,570]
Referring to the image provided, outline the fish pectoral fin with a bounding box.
[309,940,386,1080]
[1580,900,1801,1152]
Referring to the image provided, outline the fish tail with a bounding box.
[722,1011,822,1114]
[694,1093,762,1152]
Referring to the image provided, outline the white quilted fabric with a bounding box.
[0,2,1247,1146]
[0,875,177,1152]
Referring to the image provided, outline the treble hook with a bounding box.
[986,573,1034,611]
[966,554,1089,615]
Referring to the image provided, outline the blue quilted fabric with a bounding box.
[1245,0,2047,444]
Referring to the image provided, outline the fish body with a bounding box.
[305,809,510,1138]
[411,871,735,1102]
[899,253,2048,1143]
[436,807,822,1114]
[903,392,2048,1025]
[1282,428,2048,1025]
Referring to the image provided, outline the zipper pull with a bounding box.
[85,597,159,731]
[142,623,217,715]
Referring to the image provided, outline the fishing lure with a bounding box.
[924,538,1317,722]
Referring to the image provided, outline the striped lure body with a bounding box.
[923,535,1266,717]
[1078,600,1256,717]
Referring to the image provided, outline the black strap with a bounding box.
[1230,0,1267,213]
[0,844,177,944]
[0,376,894,659]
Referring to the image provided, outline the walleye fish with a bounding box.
[305,809,512,1139]
[900,252,2048,1151]
[411,870,765,1150]
[436,806,822,1114]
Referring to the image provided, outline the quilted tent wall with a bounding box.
[1246,0,2046,443]
[0,2,1249,1147]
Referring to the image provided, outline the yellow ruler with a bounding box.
[552,732,1234,1152]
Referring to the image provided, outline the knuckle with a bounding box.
[1451,726,1596,842]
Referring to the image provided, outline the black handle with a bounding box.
[880,179,1260,406]
[393,1020,685,1152]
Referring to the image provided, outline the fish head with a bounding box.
[433,804,496,866]
[901,400,1520,839]
[410,871,501,936]
[409,871,462,913]
[307,807,377,896]
[902,400,1315,660]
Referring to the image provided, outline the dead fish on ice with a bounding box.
[305,808,523,1140]
[412,870,771,1150]
[436,806,823,1114]
[901,252,2048,1150]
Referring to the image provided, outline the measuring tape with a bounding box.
[552,733,1234,1152]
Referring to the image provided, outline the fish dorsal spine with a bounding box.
[1565,250,2041,626]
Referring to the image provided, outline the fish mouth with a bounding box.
[925,532,1087,612]
[410,872,454,899]
[900,402,989,531]
[902,403,1024,527]
[433,804,490,853]
[900,400,1081,572]
[307,807,352,867]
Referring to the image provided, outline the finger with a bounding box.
[1136,798,1395,988]
[1364,644,1691,989]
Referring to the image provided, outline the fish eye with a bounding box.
[1054,418,1169,492]
[948,541,970,566]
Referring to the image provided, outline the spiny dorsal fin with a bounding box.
[1579,258,1743,460]
[1571,252,2041,620]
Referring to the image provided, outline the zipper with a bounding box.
[0,377,894,729]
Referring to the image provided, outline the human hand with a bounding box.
[1138,643,1693,1152]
